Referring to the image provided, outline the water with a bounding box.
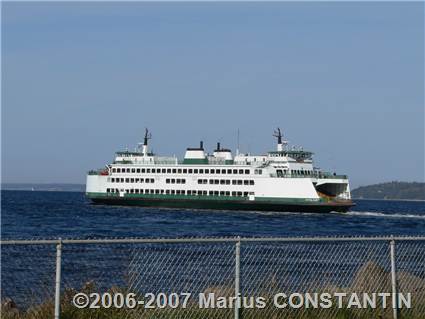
[2,190,425,239]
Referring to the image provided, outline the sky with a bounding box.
[1,2,424,188]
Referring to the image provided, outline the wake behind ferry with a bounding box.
[86,129,354,213]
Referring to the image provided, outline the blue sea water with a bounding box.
[1,190,425,239]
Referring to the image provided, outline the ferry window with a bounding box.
[194,169,198,174]
[172,169,177,173]
[161,189,164,194]
[131,178,134,183]
[132,169,135,173]
[177,179,181,184]
[145,179,150,183]
[239,169,243,174]
[205,169,210,174]
[227,169,232,174]
[112,168,116,173]
[151,169,155,173]
[126,189,129,193]
[166,179,170,184]
[226,180,230,185]
[209,180,213,184]
[140,179,144,183]
[220,191,225,196]
[211,169,215,174]
[232,180,237,185]
[135,189,139,194]
[182,190,186,195]
[244,192,249,197]
[183,169,187,174]
[125,178,129,183]
[167,169,171,173]
[106,188,110,193]
[209,191,213,195]
[245,170,249,174]
[214,180,219,185]
[116,168,120,173]
[216,170,220,174]
[171,179,175,183]
[166,190,170,194]
[178,169,182,174]
[233,169,238,174]
[162,169,166,173]
[136,169,140,173]
[171,190,175,194]
[220,180,225,185]
[259,169,262,175]
[199,169,204,174]
[146,169,150,173]
[250,180,254,185]
[155,190,159,194]
[111,178,115,182]
[244,180,249,185]
[222,169,226,174]
[192,190,197,195]
[226,191,230,196]
[142,169,146,173]
[182,179,186,184]
[237,180,242,185]
[150,178,154,183]
[214,191,219,196]
[189,169,193,174]
[120,178,124,182]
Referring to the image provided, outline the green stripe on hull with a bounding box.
[86,193,353,213]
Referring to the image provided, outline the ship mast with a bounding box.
[273,128,287,152]
[142,128,152,156]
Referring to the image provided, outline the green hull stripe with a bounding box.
[86,192,335,205]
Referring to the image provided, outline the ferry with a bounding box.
[86,129,354,213]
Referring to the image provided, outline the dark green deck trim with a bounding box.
[182,158,209,164]
[86,192,353,213]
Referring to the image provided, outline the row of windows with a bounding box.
[106,188,253,197]
[112,167,251,175]
[111,178,155,183]
[165,178,186,184]
[197,179,255,186]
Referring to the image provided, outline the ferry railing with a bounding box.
[1,236,425,319]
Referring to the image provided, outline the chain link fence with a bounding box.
[1,236,425,319]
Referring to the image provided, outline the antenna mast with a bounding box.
[273,128,286,152]
[142,128,152,156]
[236,129,240,156]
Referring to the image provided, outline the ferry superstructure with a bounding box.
[86,129,353,213]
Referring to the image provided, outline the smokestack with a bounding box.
[217,142,220,150]
[200,141,204,149]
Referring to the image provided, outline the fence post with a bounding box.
[235,236,241,319]
[390,236,398,319]
[54,238,62,319]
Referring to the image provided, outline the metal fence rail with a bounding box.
[1,236,425,319]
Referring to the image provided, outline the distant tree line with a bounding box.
[351,181,425,200]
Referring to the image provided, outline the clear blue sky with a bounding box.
[2,2,424,188]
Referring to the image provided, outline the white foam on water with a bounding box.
[341,211,425,219]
